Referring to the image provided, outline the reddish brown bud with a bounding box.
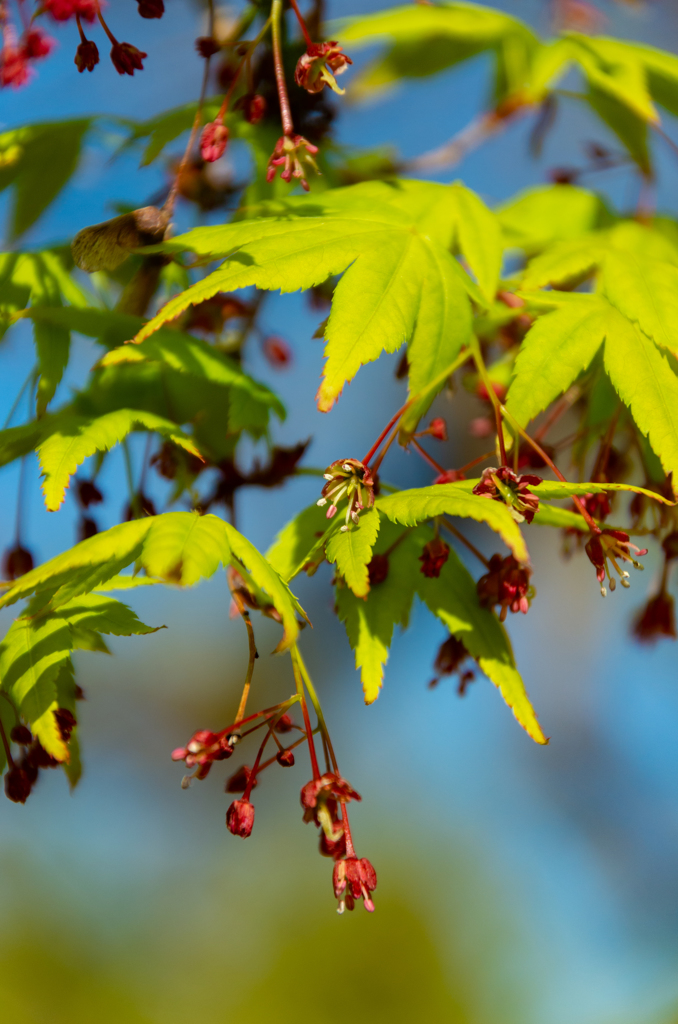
[4,767,33,804]
[10,725,32,745]
[110,42,147,76]
[419,538,450,578]
[276,749,295,767]
[75,39,99,73]
[663,532,678,561]
[633,591,676,643]
[226,798,255,837]
[367,553,389,586]
[78,517,98,541]
[23,29,54,59]
[241,93,266,124]
[261,335,292,368]
[77,479,103,507]
[200,119,229,162]
[196,36,220,58]
[225,765,258,793]
[274,713,295,733]
[3,544,34,580]
[427,417,447,441]
[137,0,164,18]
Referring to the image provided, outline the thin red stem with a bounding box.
[457,450,495,474]
[96,6,117,44]
[411,438,446,475]
[340,801,356,858]
[289,0,313,46]
[362,399,412,467]
[440,518,491,569]
[272,0,294,136]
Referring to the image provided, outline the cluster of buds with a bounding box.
[429,634,475,694]
[473,467,542,524]
[317,459,375,531]
[585,528,647,597]
[0,21,53,88]
[301,773,376,913]
[200,117,229,163]
[294,41,353,95]
[266,134,319,192]
[477,553,533,621]
[172,727,235,783]
[3,720,73,804]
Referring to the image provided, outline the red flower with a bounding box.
[333,856,377,913]
[22,29,54,60]
[4,766,33,804]
[266,134,319,192]
[274,713,296,733]
[426,417,448,441]
[584,529,647,597]
[301,773,360,841]
[44,0,97,22]
[429,634,475,694]
[171,728,234,769]
[110,42,147,76]
[137,0,164,17]
[419,537,450,578]
[75,39,99,72]
[262,335,292,368]
[477,554,533,621]
[226,798,255,838]
[633,590,676,643]
[295,41,353,95]
[0,47,32,88]
[240,93,266,125]
[473,466,541,524]
[317,459,375,530]
[276,748,295,767]
[200,119,229,162]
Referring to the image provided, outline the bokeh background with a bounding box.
[3,1,678,1022]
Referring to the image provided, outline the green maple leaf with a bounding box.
[326,508,381,598]
[133,180,500,419]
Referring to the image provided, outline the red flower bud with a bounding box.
[262,335,292,368]
[44,0,97,22]
[274,713,295,733]
[22,29,54,60]
[137,0,164,18]
[200,119,229,162]
[427,417,447,441]
[75,39,99,72]
[434,469,466,484]
[110,42,147,76]
[241,93,266,125]
[419,538,450,578]
[276,749,295,767]
[0,47,32,88]
[633,590,676,643]
[77,479,103,507]
[78,517,98,541]
[3,544,34,580]
[4,767,33,804]
[226,798,255,838]
[195,36,220,58]
[367,553,389,586]
[10,725,32,745]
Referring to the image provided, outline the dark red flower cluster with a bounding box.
[473,467,542,524]
[295,41,353,95]
[429,634,475,694]
[266,134,319,192]
[110,41,146,76]
[477,553,533,621]
[419,537,450,578]
[585,529,647,597]
[3,724,66,804]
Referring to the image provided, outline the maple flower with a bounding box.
[200,119,229,162]
[266,134,319,192]
[429,634,475,694]
[4,766,33,804]
[226,798,255,838]
[195,36,220,58]
[137,0,164,18]
[419,538,450,578]
[262,335,292,368]
[240,93,267,125]
[22,29,55,60]
[276,749,295,767]
[633,590,676,643]
[333,856,377,913]
[171,728,234,770]
[110,42,147,76]
[317,459,375,530]
[75,39,99,72]
[301,773,361,840]
[477,554,533,621]
[3,543,34,580]
[294,41,353,95]
[44,0,97,22]
[473,466,542,524]
[426,417,448,441]
[0,45,31,88]
[584,529,647,597]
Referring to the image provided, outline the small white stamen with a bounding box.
[621,578,630,588]
[317,498,327,506]
[609,578,616,592]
